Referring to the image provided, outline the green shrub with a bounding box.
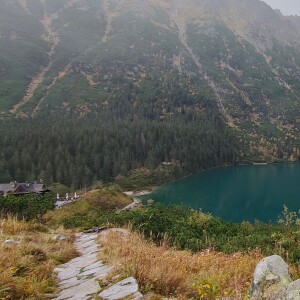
[0,194,54,220]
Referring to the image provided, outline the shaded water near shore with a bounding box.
[140,163,300,223]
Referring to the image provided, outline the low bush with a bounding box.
[0,194,54,220]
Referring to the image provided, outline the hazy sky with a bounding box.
[262,0,300,16]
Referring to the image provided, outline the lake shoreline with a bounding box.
[123,190,153,197]
[122,160,298,198]
[136,160,300,223]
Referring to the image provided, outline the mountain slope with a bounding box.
[1,0,300,186]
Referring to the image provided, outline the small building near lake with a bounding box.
[0,180,51,196]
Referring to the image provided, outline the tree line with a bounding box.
[0,110,237,189]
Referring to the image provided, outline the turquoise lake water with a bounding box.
[140,163,300,223]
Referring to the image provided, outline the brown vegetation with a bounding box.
[98,230,264,300]
[0,215,78,299]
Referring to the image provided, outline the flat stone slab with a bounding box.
[56,267,81,282]
[78,265,113,280]
[56,278,100,300]
[60,253,98,270]
[59,277,89,290]
[99,277,139,300]
[76,240,97,249]
[82,245,99,255]
[83,261,104,271]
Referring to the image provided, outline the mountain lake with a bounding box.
[139,163,300,223]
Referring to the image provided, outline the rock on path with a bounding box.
[53,230,142,300]
[99,277,143,300]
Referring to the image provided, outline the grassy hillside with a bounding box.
[45,188,132,226]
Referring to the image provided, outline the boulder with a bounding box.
[3,239,20,246]
[250,255,292,299]
[99,277,141,300]
[285,279,300,300]
[51,234,68,241]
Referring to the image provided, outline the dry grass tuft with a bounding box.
[99,230,264,300]
[0,216,78,299]
[0,215,33,235]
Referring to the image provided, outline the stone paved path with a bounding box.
[53,231,142,300]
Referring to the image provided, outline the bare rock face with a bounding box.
[250,255,292,299]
